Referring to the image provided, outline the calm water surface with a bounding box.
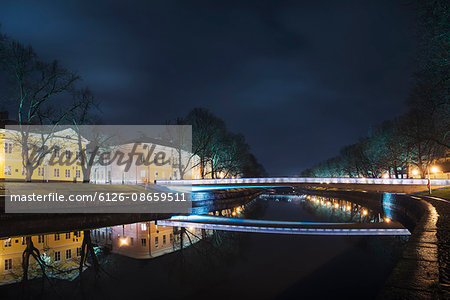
[0,193,408,300]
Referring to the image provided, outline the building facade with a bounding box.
[1,128,88,182]
[1,127,207,182]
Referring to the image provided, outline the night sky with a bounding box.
[0,0,417,175]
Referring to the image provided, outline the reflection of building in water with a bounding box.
[0,231,84,285]
[92,221,208,259]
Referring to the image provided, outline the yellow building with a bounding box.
[90,141,208,184]
[1,126,208,183]
[0,128,88,182]
[0,231,84,285]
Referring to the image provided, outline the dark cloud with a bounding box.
[0,0,417,175]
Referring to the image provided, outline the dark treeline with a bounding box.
[180,108,267,179]
[302,0,449,179]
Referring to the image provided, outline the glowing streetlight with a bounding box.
[384,217,391,223]
[411,169,419,176]
[427,165,440,195]
[382,173,389,179]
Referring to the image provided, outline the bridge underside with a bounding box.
[158,215,410,236]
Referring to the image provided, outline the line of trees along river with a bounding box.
[302,0,449,179]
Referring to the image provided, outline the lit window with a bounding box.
[141,223,147,231]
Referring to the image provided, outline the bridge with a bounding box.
[158,215,410,236]
[156,177,450,193]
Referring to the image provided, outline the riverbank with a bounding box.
[379,198,441,299]
[298,187,447,299]
[419,196,450,298]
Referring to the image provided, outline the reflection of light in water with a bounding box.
[119,237,128,246]
[301,195,380,222]
[382,193,394,219]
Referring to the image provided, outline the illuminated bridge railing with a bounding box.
[156,177,450,186]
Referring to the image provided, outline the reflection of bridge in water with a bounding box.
[158,215,410,236]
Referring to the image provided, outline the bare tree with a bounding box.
[163,119,194,180]
[70,88,106,183]
[0,33,80,181]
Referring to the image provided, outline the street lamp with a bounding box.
[427,165,439,195]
